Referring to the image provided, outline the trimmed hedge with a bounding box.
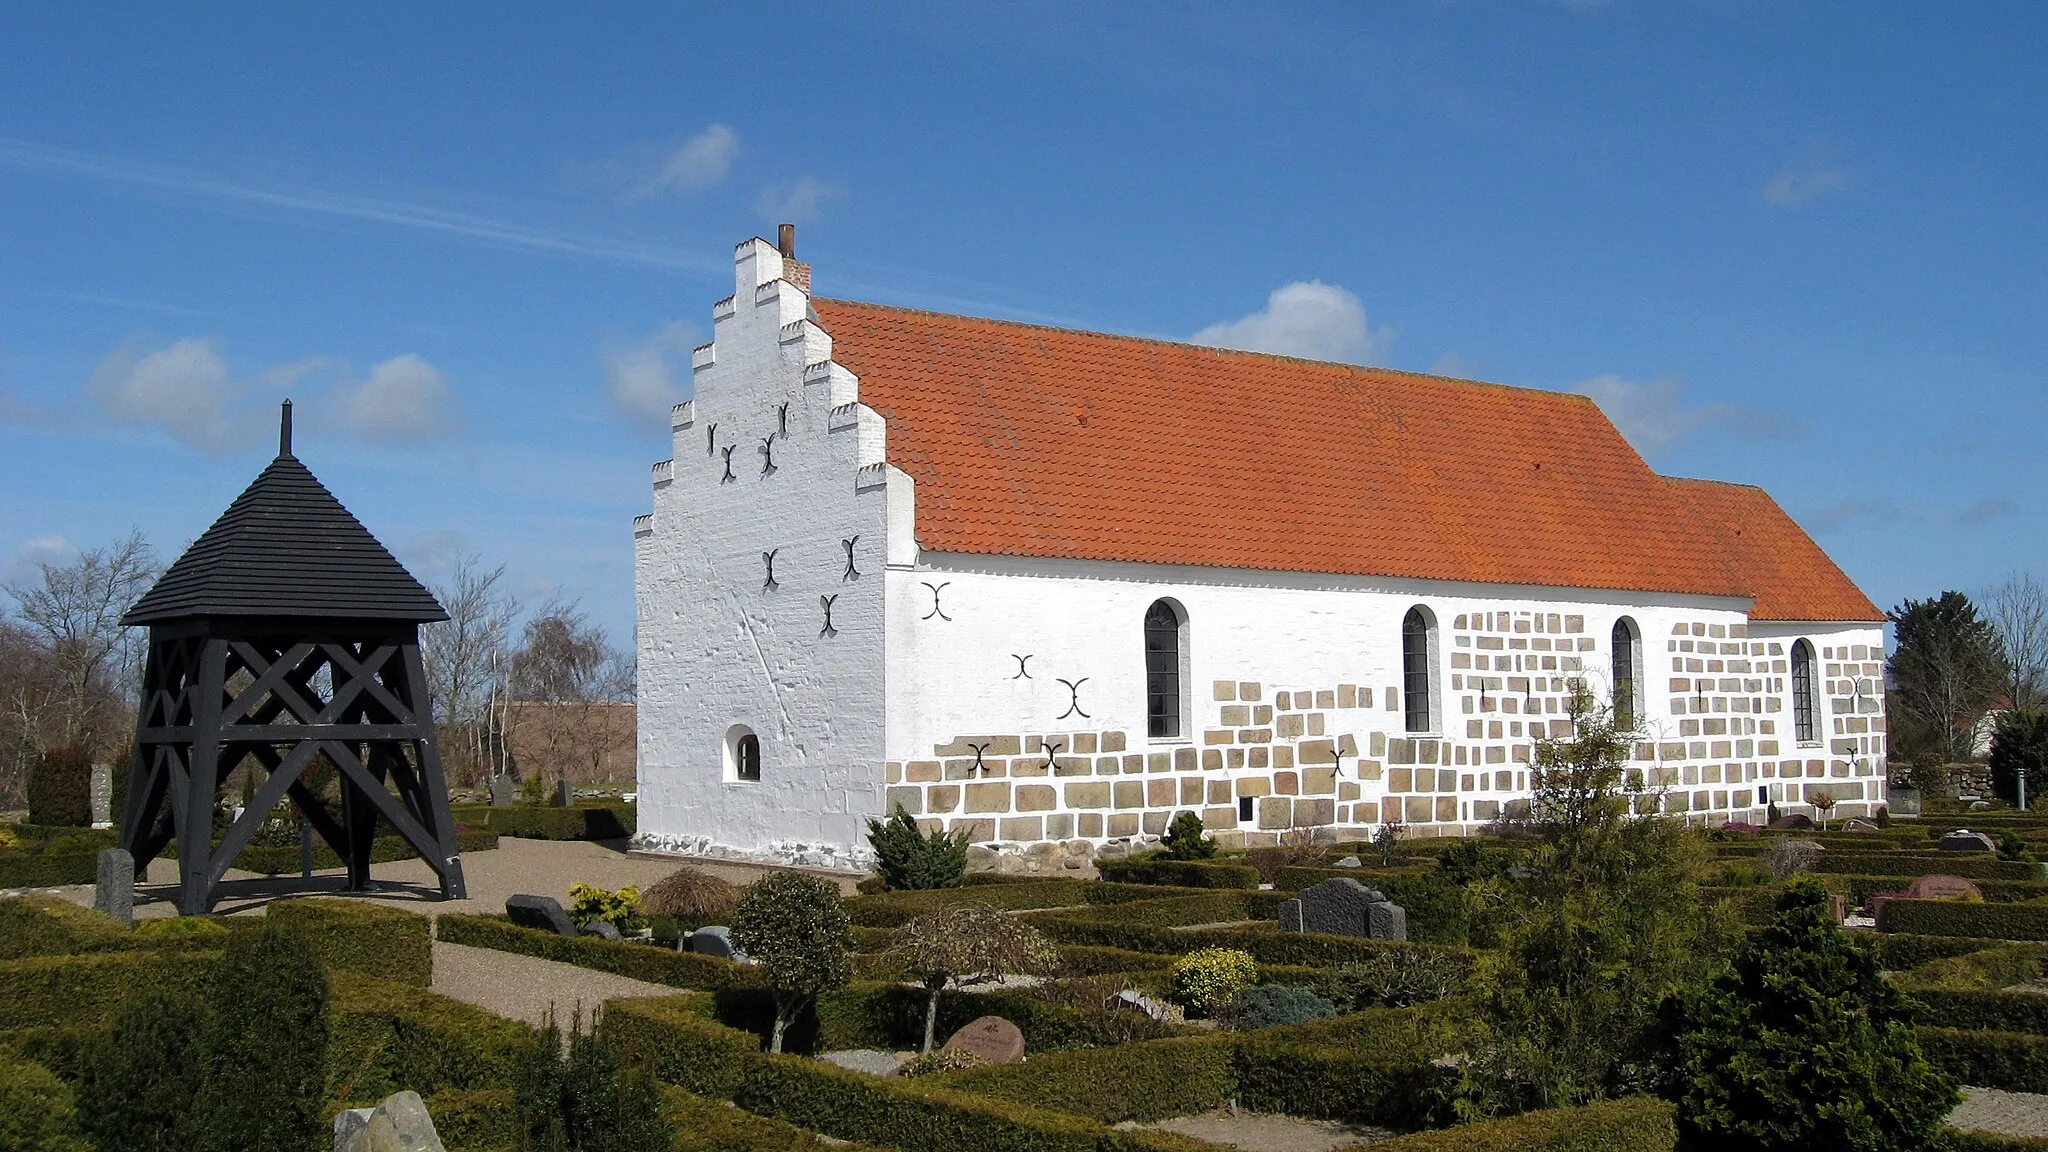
[1095,857,1260,890]
[604,995,760,1100]
[0,948,218,1029]
[1057,945,1181,975]
[1843,876,2048,906]
[808,982,1173,1055]
[0,1046,86,1152]
[1882,900,2048,941]
[661,1085,896,1152]
[1355,1096,1676,1152]
[436,913,761,989]
[1918,1026,2048,1093]
[0,896,137,959]
[0,852,100,888]
[1874,934,2017,972]
[1910,991,2048,1038]
[1232,1005,1466,1127]
[0,1025,98,1082]
[1811,854,2040,881]
[935,1035,1237,1123]
[1896,944,2047,992]
[447,803,634,841]
[327,971,535,1103]
[845,880,1090,928]
[417,1088,520,1152]
[1937,1130,2048,1152]
[226,829,500,876]
[1269,867,1471,944]
[268,898,432,987]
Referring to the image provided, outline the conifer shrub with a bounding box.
[187,918,330,1152]
[866,807,969,890]
[515,1009,670,1152]
[1223,984,1338,1030]
[1315,946,1472,1010]
[1160,811,1217,860]
[73,984,211,1152]
[1661,877,1960,1150]
[26,747,92,828]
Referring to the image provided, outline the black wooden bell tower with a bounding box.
[120,402,467,914]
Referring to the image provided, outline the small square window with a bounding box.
[1237,796,1254,823]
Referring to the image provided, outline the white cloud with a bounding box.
[1573,373,1802,457]
[603,320,699,431]
[628,125,740,200]
[332,354,456,442]
[1763,160,1848,206]
[87,337,259,454]
[3,535,74,587]
[1192,281,1393,365]
[756,175,842,223]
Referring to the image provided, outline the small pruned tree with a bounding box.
[1372,812,1407,867]
[1660,877,1960,1151]
[866,806,969,890]
[1991,709,2048,810]
[730,871,854,1053]
[1161,810,1217,860]
[1809,790,1838,831]
[894,904,1060,1053]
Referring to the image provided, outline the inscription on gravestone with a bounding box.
[1278,877,1408,942]
[941,1015,1025,1065]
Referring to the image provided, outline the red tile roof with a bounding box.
[1663,477,1881,622]
[811,299,1879,623]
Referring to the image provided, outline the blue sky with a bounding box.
[2,3,2043,643]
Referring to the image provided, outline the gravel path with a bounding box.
[1125,1111,1393,1152]
[1950,1087,2048,1139]
[430,940,680,1028]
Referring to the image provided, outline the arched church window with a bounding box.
[1145,599,1187,739]
[1792,640,1819,744]
[1611,617,1641,728]
[726,724,761,782]
[1403,607,1436,733]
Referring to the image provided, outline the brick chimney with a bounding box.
[777,224,811,293]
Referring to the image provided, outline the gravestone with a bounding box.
[554,778,575,807]
[1941,830,1997,853]
[1333,856,1363,868]
[489,774,517,808]
[338,1089,445,1152]
[94,849,134,926]
[941,1015,1026,1065]
[1906,874,1983,901]
[1277,877,1407,941]
[1766,814,1815,831]
[1842,817,1881,832]
[90,762,112,827]
[506,894,578,936]
[690,925,749,962]
[585,920,621,940]
[1110,988,1177,1023]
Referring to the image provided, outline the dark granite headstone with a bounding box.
[1940,830,1997,853]
[585,920,621,940]
[690,925,749,962]
[941,1015,1025,1064]
[94,848,133,926]
[490,774,518,808]
[506,894,578,936]
[1766,814,1816,831]
[1278,877,1407,941]
[555,778,574,807]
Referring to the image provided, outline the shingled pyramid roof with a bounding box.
[125,438,446,626]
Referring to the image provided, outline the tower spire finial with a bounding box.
[279,399,294,458]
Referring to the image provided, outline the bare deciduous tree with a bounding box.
[1986,572,2048,714]
[421,555,519,785]
[507,598,635,791]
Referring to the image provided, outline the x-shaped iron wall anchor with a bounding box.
[1011,654,1033,679]
[720,445,735,482]
[1057,677,1090,720]
[842,536,859,580]
[777,402,789,436]
[759,433,777,475]
[969,742,991,774]
[707,422,718,454]
[921,581,951,621]
[762,549,779,591]
[820,594,838,637]
[1042,740,1064,772]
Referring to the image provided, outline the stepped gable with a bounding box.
[812,299,1870,620]
[1664,476,1881,622]
[125,450,445,625]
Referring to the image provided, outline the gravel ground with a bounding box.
[1949,1087,2048,1139]
[430,939,680,1028]
[1124,1110,1393,1152]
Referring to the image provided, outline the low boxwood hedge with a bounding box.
[1357,1096,1676,1152]
[1232,1004,1467,1128]
[1844,876,2048,906]
[1810,854,2040,881]
[1095,857,1260,890]
[1918,1026,2048,1093]
[1910,990,2048,1037]
[1936,1130,2048,1151]
[416,1087,520,1152]
[436,913,760,989]
[0,896,138,959]
[0,851,100,888]
[604,996,761,1099]
[446,803,634,841]
[935,1035,1238,1123]
[0,948,219,1029]
[0,1024,99,1082]
[845,880,1090,928]
[1895,944,2047,992]
[1874,934,2016,972]
[268,898,432,987]
[1882,901,2048,941]
[0,1047,85,1152]
[214,829,501,876]
[327,971,536,1103]
[660,1084,897,1152]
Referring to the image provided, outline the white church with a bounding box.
[633,230,1887,865]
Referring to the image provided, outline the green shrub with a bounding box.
[0,852,100,888]
[327,971,536,1102]
[1095,856,1258,889]
[1161,812,1218,860]
[731,871,855,1054]
[1909,990,2048,1037]
[1991,710,2048,809]
[602,995,759,1098]
[0,1026,98,1082]
[1917,1027,2048,1093]
[1224,984,1337,1030]
[188,918,329,1152]
[1875,934,2017,972]
[1231,1030,1455,1127]
[1882,900,2048,940]
[1896,944,2047,992]
[26,748,92,828]
[934,1034,1236,1122]
[1663,878,1958,1151]
[0,895,135,959]
[0,1049,88,1152]
[267,897,433,986]
[1316,946,1473,1010]
[0,949,218,1029]
[1169,948,1258,1014]
[1810,854,2039,880]
[1363,1096,1676,1152]
[866,807,969,891]
[659,1084,895,1152]
[899,1047,986,1077]
[420,1087,519,1152]
[437,914,759,989]
[133,915,231,944]
[1043,890,1267,929]
[570,881,647,933]
[515,1009,670,1152]
[73,985,209,1152]
[450,802,634,841]
[734,1051,1112,1152]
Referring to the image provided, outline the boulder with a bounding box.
[941,1015,1025,1065]
[506,895,578,936]
[1941,830,1997,853]
[1110,988,1177,1023]
[690,925,749,962]
[1906,874,1983,901]
[1333,856,1363,868]
[340,1091,444,1152]
[585,920,622,940]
